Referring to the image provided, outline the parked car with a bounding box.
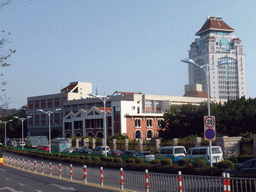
[121,150,138,157]
[78,148,92,154]
[63,148,74,153]
[109,149,122,156]
[137,151,155,161]
[92,146,111,155]
[223,159,256,192]
[43,145,50,152]
[224,158,256,178]
[72,148,80,153]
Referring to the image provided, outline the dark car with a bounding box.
[224,158,256,178]
[78,148,92,154]
[121,150,138,156]
[224,159,256,192]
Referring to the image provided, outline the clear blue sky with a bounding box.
[1,0,256,109]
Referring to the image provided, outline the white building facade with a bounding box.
[187,16,247,100]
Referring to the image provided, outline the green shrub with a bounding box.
[101,156,109,162]
[151,159,161,165]
[135,158,145,164]
[66,154,70,159]
[192,159,206,168]
[178,159,190,166]
[92,156,101,162]
[108,157,114,162]
[114,157,123,163]
[217,160,234,169]
[161,158,173,166]
[84,156,91,161]
[126,158,135,164]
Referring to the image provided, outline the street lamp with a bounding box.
[37,108,61,153]
[181,58,230,166]
[14,116,31,150]
[88,92,120,156]
[0,120,12,146]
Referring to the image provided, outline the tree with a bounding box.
[0,0,16,109]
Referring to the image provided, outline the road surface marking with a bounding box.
[5,178,10,180]
[18,183,25,186]
[50,184,75,191]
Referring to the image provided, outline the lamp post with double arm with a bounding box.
[37,108,61,153]
[14,116,31,150]
[88,92,120,156]
[0,120,12,146]
[181,58,230,167]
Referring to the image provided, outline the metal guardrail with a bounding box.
[3,155,256,192]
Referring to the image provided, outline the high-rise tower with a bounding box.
[187,16,246,99]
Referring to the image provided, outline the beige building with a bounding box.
[27,81,92,136]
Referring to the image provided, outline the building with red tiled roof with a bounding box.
[185,16,247,101]
[196,16,234,36]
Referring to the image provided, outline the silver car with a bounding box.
[137,151,155,161]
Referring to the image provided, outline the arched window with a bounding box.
[96,132,103,138]
[135,130,142,139]
[87,132,94,137]
[66,132,72,138]
[146,130,153,140]
[75,132,82,137]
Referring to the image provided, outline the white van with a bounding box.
[155,146,187,162]
[186,146,223,163]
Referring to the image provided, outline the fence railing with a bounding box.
[4,155,256,191]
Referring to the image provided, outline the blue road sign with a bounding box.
[205,129,215,140]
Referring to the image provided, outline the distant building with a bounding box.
[27,81,92,136]
[186,16,246,100]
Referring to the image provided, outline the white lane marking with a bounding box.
[18,183,25,186]
[50,184,75,191]
[5,178,10,180]
[0,187,22,192]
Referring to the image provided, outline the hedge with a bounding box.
[2,146,232,176]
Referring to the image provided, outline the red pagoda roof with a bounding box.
[196,16,234,36]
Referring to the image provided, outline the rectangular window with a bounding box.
[41,100,46,109]
[145,100,152,107]
[147,119,152,127]
[135,119,141,128]
[54,98,60,108]
[47,99,53,108]
[35,100,39,109]
[158,119,164,127]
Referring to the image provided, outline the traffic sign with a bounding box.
[205,129,215,140]
[204,116,216,140]
[204,116,215,128]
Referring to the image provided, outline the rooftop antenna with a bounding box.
[96,87,98,95]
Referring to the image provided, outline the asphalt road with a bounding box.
[0,165,117,192]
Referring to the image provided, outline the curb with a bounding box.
[4,163,137,192]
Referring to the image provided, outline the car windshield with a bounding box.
[175,148,185,154]
[212,148,221,154]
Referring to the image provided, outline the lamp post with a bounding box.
[88,92,120,156]
[1,120,12,146]
[37,108,61,153]
[14,116,31,150]
[181,58,230,167]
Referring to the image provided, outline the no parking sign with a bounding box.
[204,116,216,140]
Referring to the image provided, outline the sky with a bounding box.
[0,0,256,109]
